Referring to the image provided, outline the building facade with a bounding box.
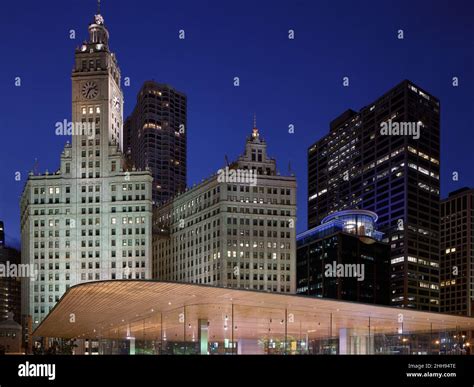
[0,222,21,324]
[153,125,297,293]
[308,80,440,311]
[124,81,187,205]
[297,210,390,305]
[440,187,474,316]
[20,12,153,328]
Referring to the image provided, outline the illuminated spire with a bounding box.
[87,0,108,46]
[94,0,104,26]
[252,113,259,139]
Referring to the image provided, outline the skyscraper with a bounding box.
[153,124,297,293]
[440,187,474,316]
[308,80,440,311]
[20,11,153,328]
[125,81,187,205]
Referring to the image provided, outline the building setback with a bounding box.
[440,187,474,316]
[297,210,390,305]
[153,125,297,293]
[308,80,440,311]
[20,11,153,329]
[124,81,187,206]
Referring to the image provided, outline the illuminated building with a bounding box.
[124,81,187,205]
[153,124,297,293]
[440,187,474,316]
[20,10,153,329]
[34,280,474,355]
[308,80,441,311]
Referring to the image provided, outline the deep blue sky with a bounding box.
[0,0,472,247]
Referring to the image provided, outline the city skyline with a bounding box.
[0,0,473,247]
[0,0,474,366]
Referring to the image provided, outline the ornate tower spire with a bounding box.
[87,0,108,47]
[252,113,259,139]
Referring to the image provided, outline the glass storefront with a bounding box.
[67,304,473,355]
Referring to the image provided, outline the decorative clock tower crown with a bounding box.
[70,6,124,178]
[88,14,109,46]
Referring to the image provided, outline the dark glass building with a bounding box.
[440,187,474,316]
[0,222,21,324]
[125,81,187,205]
[308,80,441,311]
[297,210,390,305]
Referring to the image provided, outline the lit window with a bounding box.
[391,257,404,264]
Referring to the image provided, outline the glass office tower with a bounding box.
[308,80,441,311]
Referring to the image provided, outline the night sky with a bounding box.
[0,0,472,247]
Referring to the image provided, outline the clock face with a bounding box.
[82,81,99,100]
[112,95,121,110]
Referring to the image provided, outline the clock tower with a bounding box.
[71,11,123,179]
[21,7,153,329]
